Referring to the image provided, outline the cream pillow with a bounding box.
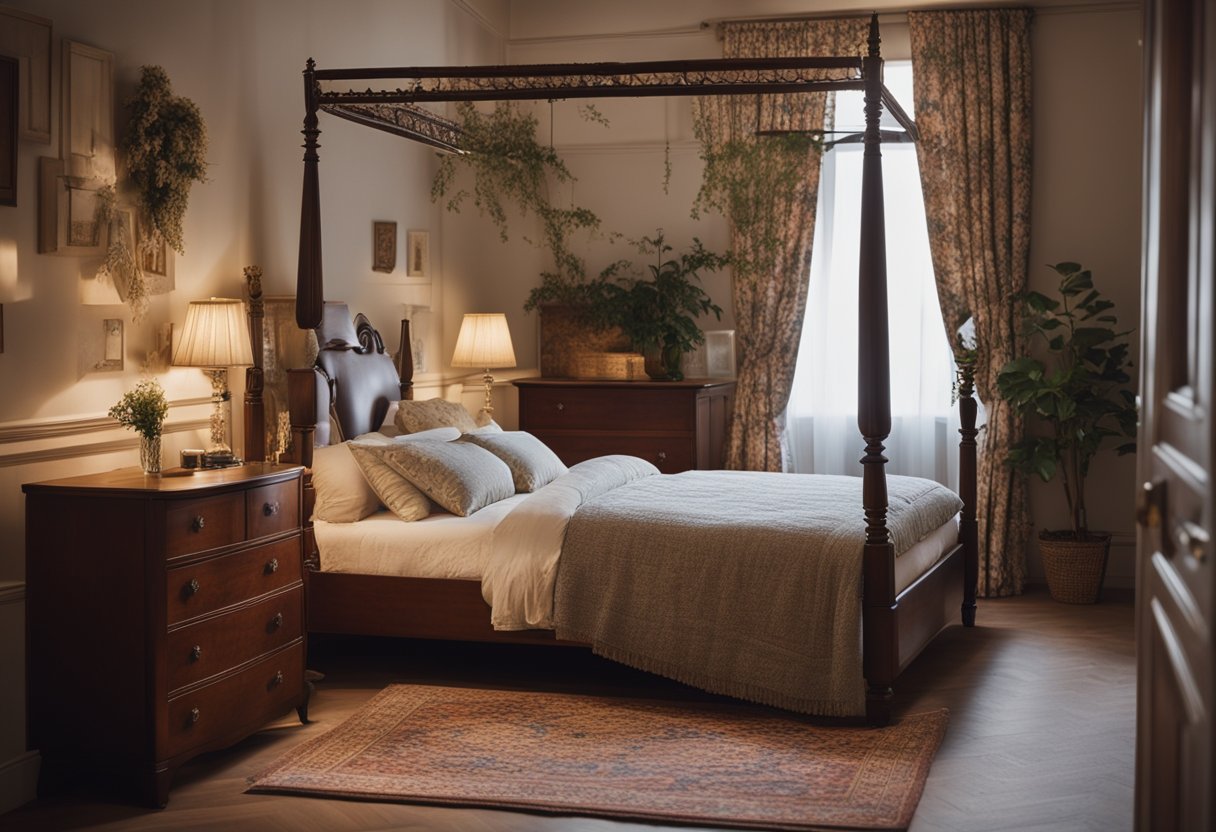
[310,443,382,523]
[460,431,567,492]
[375,440,515,517]
[394,398,478,434]
[345,428,463,521]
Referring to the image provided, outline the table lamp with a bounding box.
[450,313,516,419]
[174,297,255,466]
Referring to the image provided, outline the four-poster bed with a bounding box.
[261,14,978,724]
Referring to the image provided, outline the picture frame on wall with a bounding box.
[137,211,175,294]
[0,55,16,207]
[0,6,52,143]
[61,41,115,183]
[373,221,396,273]
[407,230,429,277]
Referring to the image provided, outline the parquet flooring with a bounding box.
[0,587,1135,831]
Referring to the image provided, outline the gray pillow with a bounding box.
[460,431,567,492]
[375,440,515,516]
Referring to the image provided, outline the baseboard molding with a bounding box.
[0,751,39,816]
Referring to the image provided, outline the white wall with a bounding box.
[0,0,503,813]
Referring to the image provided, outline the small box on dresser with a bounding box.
[515,378,736,473]
[23,463,307,807]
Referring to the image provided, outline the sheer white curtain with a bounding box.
[787,64,968,490]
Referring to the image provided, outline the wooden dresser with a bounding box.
[515,378,735,473]
[23,463,307,807]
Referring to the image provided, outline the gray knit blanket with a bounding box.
[552,470,963,717]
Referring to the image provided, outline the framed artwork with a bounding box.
[61,41,115,183]
[407,230,429,277]
[0,55,15,207]
[137,212,175,294]
[142,322,173,373]
[705,329,737,378]
[39,155,107,256]
[373,221,396,273]
[0,7,52,143]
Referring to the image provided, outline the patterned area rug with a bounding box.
[248,685,948,831]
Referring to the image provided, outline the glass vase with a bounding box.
[139,434,162,475]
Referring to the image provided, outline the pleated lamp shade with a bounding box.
[173,298,255,368]
[450,313,517,370]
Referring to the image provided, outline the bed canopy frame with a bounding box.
[274,14,979,725]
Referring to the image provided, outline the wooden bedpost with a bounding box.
[957,357,980,627]
[397,319,415,401]
[287,368,317,470]
[244,266,266,462]
[858,13,896,727]
[297,58,323,329]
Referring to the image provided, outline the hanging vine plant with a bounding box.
[120,65,208,256]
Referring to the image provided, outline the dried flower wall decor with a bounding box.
[120,65,208,256]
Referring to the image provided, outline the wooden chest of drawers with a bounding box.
[515,378,736,473]
[23,463,306,807]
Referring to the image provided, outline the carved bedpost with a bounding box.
[397,319,415,401]
[287,368,317,470]
[858,13,896,727]
[244,266,266,462]
[956,356,980,627]
[297,58,323,329]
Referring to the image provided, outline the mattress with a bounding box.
[313,493,530,579]
[315,492,958,595]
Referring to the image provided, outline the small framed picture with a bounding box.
[93,318,123,371]
[705,330,737,378]
[373,221,396,273]
[407,230,429,277]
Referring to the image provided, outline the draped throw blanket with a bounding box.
[909,9,1034,597]
[695,19,868,472]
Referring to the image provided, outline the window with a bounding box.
[786,63,965,489]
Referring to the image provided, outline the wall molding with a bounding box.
[0,398,211,445]
[448,0,508,41]
[0,582,24,606]
[0,418,210,468]
[0,751,39,816]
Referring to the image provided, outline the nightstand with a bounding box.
[23,463,307,807]
[514,378,736,473]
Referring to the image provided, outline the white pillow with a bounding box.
[341,427,463,522]
[460,431,567,492]
[310,443,382,523]
[375,439,515,517]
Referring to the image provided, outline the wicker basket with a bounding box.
[1039,532,1111,604]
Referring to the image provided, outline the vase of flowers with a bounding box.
[109,379,169,474]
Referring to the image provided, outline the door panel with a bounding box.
[1135,0,1214,828]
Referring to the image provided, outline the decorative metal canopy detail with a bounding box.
[320,102,465,154]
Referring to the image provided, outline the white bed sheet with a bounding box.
[314,493,530,580]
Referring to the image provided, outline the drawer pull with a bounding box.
[270,612,284,631]
[189,707,200,725]
[185,578,201,596]
[190,645,202,662]
[265,558,279,575]
[191,515,206,532]
[555,402,565,412]
[657,450,667,462]
[271,670,284,687]
[262,501,280,517]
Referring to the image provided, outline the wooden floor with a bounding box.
[0,587,1135,832]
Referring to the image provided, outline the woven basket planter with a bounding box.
[1039,532,1111,604]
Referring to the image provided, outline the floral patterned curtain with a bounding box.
[909,8,1034,596]
[697,18,869,472]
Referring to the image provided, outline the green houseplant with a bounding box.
[109,378,169,474]
[996,262,1137,602]
[610,233,727,380]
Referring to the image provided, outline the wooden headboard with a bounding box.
[245,297,412,467]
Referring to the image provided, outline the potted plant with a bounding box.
[109,379,169,474]
[996,262,1137,603]
[610,233,728,381]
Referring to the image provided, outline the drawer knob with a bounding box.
[270,612,284,630]
[657,450,667,462]
[555,402,565,412]
[265,558,279,575]
[263,501,280,517]
[185,578,201,596]
[190,645,202,662]
[189,707,200,725]
[191,515,206,532]
[272,670,284,687]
